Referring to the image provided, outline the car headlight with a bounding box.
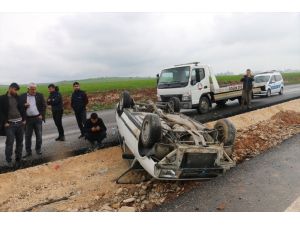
[182,92,191,101]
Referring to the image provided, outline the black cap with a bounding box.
[9,82,20,90]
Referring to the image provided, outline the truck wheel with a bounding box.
[169,97,180,113]
[140,114,162,148]
[197,96,210,114]
[279,87,283,95]
[214,119,236,155]
[216,100,226,107]
[266,89,271,97]
[117,91,134,116]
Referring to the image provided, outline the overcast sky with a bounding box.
[0,13,299,84]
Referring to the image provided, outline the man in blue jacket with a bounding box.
[71,81,89,138]
[47,84,65,141]
[240,69,254,109]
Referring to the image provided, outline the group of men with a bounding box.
[0,81,107,168]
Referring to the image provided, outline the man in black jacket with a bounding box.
[20,83,46,158]
[240,69,254,109]
[47,84,65,141]
[0,83,26,168]
[84,113,107,148]
[71,81,89,138]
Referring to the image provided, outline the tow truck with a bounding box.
[156,62,263,113]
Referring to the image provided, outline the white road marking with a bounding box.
[285,196,300,212]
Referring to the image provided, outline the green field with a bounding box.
[0,77,156,97]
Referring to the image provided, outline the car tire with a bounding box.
[197,96,210,114]
[214,119,236,156]
[279,87,283,95]
[117,91,134,116]
[140,114,162,148]
[169,97,180,113]
[266,89,271,97]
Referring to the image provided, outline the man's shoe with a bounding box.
[78,134,85,139]
[97,143,105,149]
[5,161,14,168]
[36,150,42,155]
[55,137,60,141]
[22,153,32,159]
[87,142,97,152]
[59,136,65,141]
[15,161,22,169]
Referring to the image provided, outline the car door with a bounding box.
[275,75,282,93]
[269,75,277,93]
[190,68,206,105]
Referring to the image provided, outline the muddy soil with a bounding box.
[62,88,157,113]
[0,100,300,212]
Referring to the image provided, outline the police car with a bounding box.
[253,71,284,97]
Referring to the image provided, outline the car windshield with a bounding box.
[255,75,270,83]
[158,66,190,88]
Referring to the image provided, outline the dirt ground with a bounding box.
[0,99,300,212]
[62,88,157,113]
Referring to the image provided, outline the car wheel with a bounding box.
[266,89,271,97]
[117,91,134,116]
[169,97,180,113]
[214,119,236,156]
[197,96,210,114]
[140,114,162,148]
[279,87,283,95]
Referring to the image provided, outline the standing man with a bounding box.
[0,83,26,168]
[156,74,160,84]
[71,81,89,138]
[240,69,254,109]
[20,83,46,158]
[84,113,107,149]
[47,84,65,141]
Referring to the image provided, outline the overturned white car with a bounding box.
[116,91,236,181]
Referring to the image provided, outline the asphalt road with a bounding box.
[184,84,300,123]
[0,84,299,170]
[155,133,300,212]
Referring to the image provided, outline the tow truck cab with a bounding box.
[156,62,219,112]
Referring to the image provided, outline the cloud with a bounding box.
[0,13,299,84]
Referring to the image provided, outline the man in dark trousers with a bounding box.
[84,113,107,149]
[240,69,254,110]
[71,81,89,138]
[0,83,26,168]
[47,84,65,141]
[20,82,46,158]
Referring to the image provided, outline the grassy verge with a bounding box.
[0,77,156,97]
